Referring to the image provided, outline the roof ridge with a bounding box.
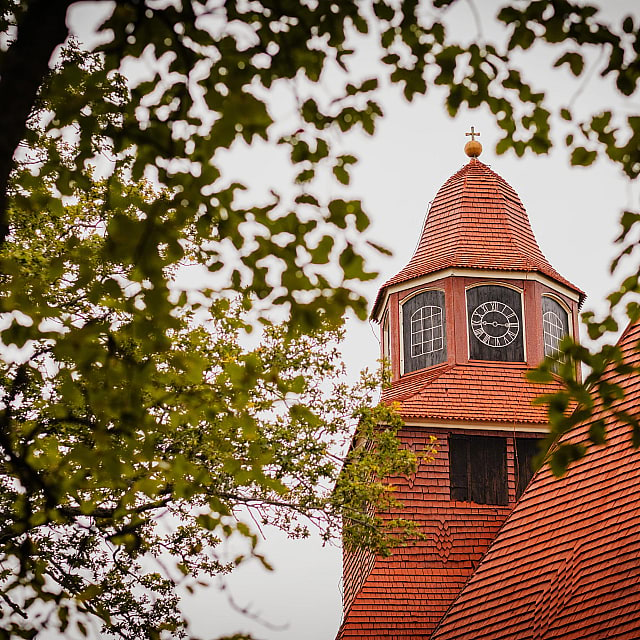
[410,165,467,269]
[451,164,471,266]
[382,361,453,402]
[494,169,540,271]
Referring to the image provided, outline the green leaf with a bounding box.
[526,368,554,384]
[333,164,350,185]
[366,240,392,256]
[77,584,102,602]
[550,443,586,477]
[588,419,607,445]
[570,147,597,166]
[554,52,585,76]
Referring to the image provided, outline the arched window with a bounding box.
[402,289,446,373]
[410,306,444,357]
[382,311,391,363]
[543,311,564,355]
[542,297,569,358]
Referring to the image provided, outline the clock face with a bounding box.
[470,301,520,348]
[467,285,525,362]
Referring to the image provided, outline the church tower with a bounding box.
[337,133,584,639]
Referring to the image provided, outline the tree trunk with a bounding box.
[0,0,73,243]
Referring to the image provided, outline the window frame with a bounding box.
[382,310,391,364]
[399,288,447,375]
[449,434,508,506]
[465,282,526,363]
[542,294,571,359]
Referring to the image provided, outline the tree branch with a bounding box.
[0,590,27,619]
[58,496,172,520]
[0,495,172,546]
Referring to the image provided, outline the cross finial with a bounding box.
[464,127,483,158]
[466,126,480,142]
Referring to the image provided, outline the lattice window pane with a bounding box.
[543,310,565,357]
[410,305,444,357]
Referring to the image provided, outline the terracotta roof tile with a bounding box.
[433,320,640,640]
[383,362,561,424]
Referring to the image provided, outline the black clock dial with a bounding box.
[467,285,524,362]
[470,301,520,347]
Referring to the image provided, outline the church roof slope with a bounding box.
[373,159,584,317]
[382,361,562,424]
[432,320,640,640]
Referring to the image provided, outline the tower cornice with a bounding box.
[372,267,581,322]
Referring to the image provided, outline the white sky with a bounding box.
[60,2,640,639]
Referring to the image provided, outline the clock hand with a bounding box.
[481,321,518,328]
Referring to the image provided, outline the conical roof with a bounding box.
[373,159,583,316]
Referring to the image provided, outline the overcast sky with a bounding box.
[64,2,640,639]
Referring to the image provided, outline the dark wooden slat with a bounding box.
[449,436,470,501]
[515,437,542,499]
[402,289,447,373]
[477,436,508,506]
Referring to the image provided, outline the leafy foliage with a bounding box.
[1,153,423,636]
[0,10,419,637]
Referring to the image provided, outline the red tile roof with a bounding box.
[383,361,561,424]
[432,320,640,639]
[373,159,583,316]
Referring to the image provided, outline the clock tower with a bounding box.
[336,135,584,639]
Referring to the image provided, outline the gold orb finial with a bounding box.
[465,126,482,158]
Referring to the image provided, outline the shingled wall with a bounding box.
[337,425,543,639]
